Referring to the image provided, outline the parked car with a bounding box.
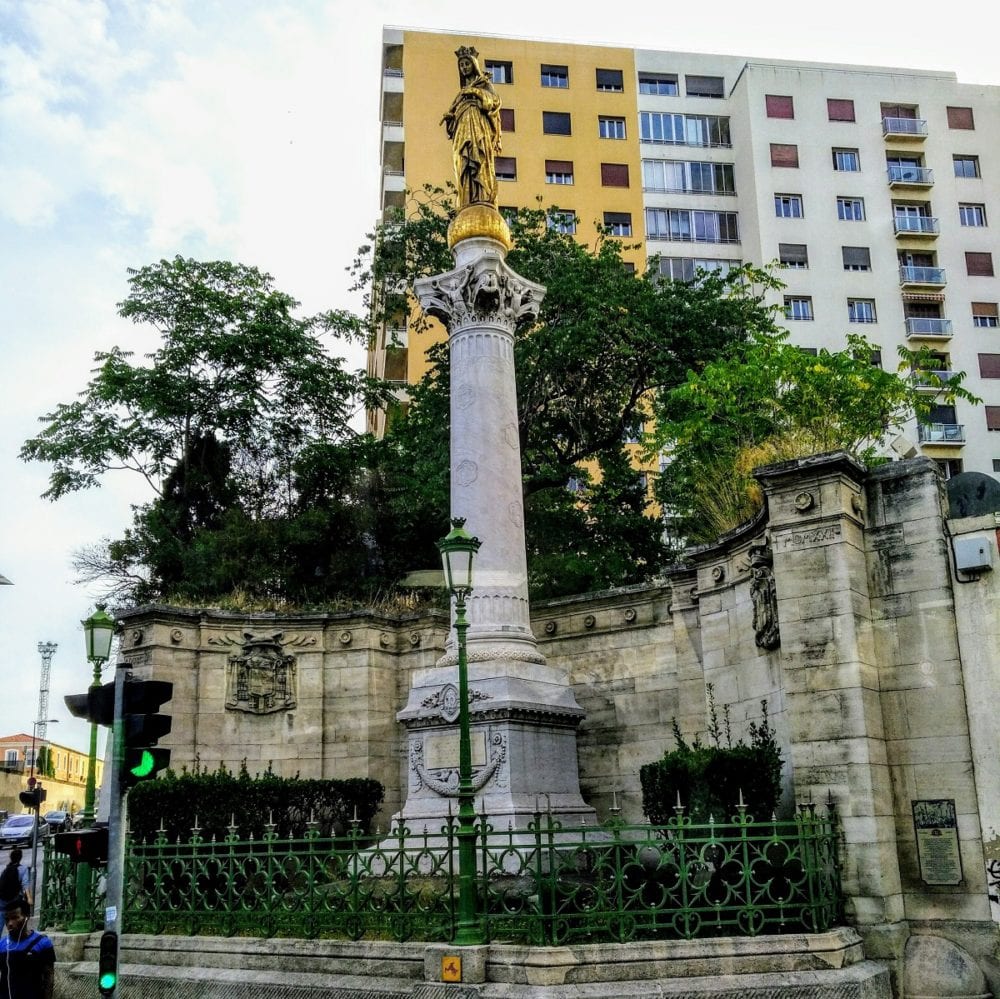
[0,813,46,847]
[43,810,70,833]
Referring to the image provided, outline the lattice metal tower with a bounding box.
[36,642,58,740]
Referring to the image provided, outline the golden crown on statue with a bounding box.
[455,46,479,60]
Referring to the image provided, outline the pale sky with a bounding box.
[1,0,997,756]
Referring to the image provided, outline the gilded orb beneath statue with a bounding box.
[447,204,513,250]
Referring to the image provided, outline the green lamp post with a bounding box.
[436,518,484,946]
[68,604,115,934]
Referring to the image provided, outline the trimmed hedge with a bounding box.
[127,762,384,842]
[640,696,782,825]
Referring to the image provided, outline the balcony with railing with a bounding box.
[904,317,953,339]
[918,422,965,444]
[883,116,928,138]
[887,165,933,187]
[894,214,939,236]
[899,265,946,287]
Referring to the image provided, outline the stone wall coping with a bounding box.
[533,580,667,612]
[753,450,867,486]
[865,455,941,484]
[115,603,448,628]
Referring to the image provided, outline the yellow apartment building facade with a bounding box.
[372,27,1000,479]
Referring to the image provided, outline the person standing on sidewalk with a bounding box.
[0,897,55,999]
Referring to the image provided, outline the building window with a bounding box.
[541,64,568,88]
[603,211,633,237]
[833,148,860,172]
[485,60,513,85]
[778,243,808,268]
[827,98,856,122]
[645,208,739,243]
[3,750,16,767]
[967,252,995,277]
[770,143,799,168]
[642,159,734,194]
[960,203,987,227]
[547,210,577,234]
[596,68,624,92]
[542,111,572,135]
[601,162,630,187]
[499,108,515,132]
[638,73,678,95]
[842,246,871,271]
[639,112,730,147]
[599,116,626,139]
[988,408,1000,431]
[954,155,981,178]
[545,159,574,184]
[495,156,517,181]
[784,297,813,321]
[973,302,999,327]
[774,194,803,218]
[979,354,1000,378]
[837,197,866,221]
[947,106,975,130]
[848,298,877,323]
[686,74,724,98]
[765,94,794,118]
[658,257,741,281]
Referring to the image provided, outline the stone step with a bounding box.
[55,959,890,999]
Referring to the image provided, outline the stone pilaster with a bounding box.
[755,453,904,932]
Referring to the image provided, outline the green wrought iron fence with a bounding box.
[41,803,841,944]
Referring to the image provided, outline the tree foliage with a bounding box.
[353,186,784,596]
[650,330,981,542]
[22,258,394,606]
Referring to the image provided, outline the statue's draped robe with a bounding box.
[445,77,502,206]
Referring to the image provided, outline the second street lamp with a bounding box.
[67,604,116,934]
[436,518,483,946]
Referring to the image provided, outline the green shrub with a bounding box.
[640,690,782,824]
[128,761,384,842]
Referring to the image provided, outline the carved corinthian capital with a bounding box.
[414,253,545,332]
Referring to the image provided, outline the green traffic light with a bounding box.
[130,749,155,778]
[99,971,117,989]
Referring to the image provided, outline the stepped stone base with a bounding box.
[52,930,890,999]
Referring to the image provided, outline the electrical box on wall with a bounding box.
[953,536,995,573]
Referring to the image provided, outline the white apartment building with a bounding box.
[377,29,1000,476]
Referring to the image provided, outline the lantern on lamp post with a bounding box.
[67,604,116,934]
[436,518,483,946]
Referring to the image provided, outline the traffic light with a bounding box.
[121,678,173,789]
[53,827,109,864]
[98,930,118,996]
[64,680,115,727]
[18,786,46,808]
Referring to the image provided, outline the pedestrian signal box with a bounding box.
[53,827,109,865]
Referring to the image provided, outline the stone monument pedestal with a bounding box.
[395,660,595,831]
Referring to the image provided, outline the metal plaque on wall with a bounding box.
[913,799,963,886]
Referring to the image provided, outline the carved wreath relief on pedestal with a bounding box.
[226,631,297,715]
[409,730,508,797]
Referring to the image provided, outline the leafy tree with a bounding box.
[22,258,391,605]
[650,330,980,542]
[354,186,784,596]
